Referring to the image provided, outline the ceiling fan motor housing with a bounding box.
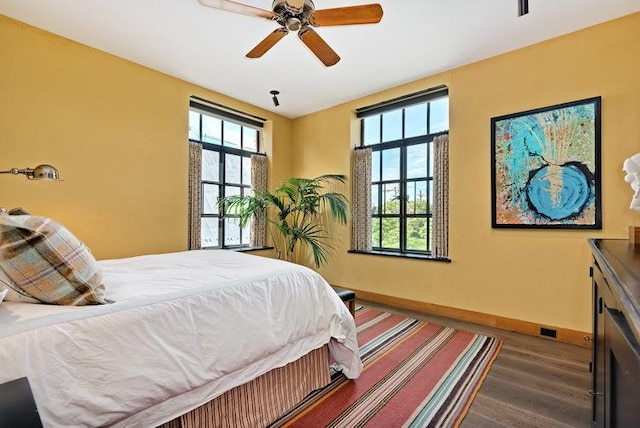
[273,0,315,30]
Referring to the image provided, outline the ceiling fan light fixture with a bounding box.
[285,17,302,31]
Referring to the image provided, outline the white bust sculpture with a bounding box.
[623,153,640,211]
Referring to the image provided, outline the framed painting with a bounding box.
[491,97,601,229]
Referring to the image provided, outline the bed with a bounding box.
[0,246,362,427]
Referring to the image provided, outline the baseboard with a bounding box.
[347,287,592,347]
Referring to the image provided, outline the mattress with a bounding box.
[0,250,362,427]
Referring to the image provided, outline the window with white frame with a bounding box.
[188,102,262,249]
[358,88,449,255]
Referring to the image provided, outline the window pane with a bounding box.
[382,110,402,142]
[372,150,381,182]
[381,148,400,181]
[202,150,219,182]
[241,222,250,246]
[363,116,381,146]
[225,217,241,246]
[201,217,219,248]
[224,121,241,148]
[225,185,241,199]
[202,184,219,214]
[380,218,400,249]
[404,104,427,138]
[382,183,400,215]
[371,185,379,215]
[243,127,258,152]
[202,115,222,145]
[371,218,381,248]
[406,218,427,251]
[225,154,241,184]
[407,181,427,214]
[406,143,427,179]
[429,97,449,133]
[189,111,200,140]
[242,156,251,185]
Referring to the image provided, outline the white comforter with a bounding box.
[0,250,362,427]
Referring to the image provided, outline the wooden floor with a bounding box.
[361,300,593,428]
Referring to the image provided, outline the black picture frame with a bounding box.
[491,97,602,229]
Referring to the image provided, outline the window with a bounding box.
[359,89,449,255]
[189,105,261,249]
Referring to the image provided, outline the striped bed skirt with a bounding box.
[158,345,331,428]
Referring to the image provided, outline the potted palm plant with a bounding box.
[222,174,349,268]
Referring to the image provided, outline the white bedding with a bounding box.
[0,250,362,427]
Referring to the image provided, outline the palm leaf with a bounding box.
[220,173,350,267]
[319,192,349,224]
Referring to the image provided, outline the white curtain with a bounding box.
[351,148,372,252]
[250,154,267,247]
[432,133,449,258]
[188,142,202,250]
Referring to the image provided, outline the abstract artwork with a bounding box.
[491,97,601,229]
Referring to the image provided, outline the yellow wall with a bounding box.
[3,12,640,332]
[0,16,293,260]
[292,12,640,333]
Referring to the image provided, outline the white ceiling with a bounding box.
[2,0,639,118]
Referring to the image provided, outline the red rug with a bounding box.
[270,306,502,428]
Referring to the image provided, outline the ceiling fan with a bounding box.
[198,0,384,67]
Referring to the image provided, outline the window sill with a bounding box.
[348,249,451,263]
[204,246,274,252]
[231,246,274,253]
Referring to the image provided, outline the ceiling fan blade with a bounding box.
[298,27,340,67]
[198,0,278,20]
[246,28,289,58]
[311,4,383,26]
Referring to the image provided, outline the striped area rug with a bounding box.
[270,306,502,428]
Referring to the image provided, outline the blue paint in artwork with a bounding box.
[526,163,591,220]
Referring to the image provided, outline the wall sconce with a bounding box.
[0,164,61,181]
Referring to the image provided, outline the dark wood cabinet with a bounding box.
[589,239,640,428]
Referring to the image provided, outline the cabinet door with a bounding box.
[604,308,640,428]
[592,264,606,427]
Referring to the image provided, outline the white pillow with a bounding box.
[0,289,7,303]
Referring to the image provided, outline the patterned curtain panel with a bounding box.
[188,142,202,250]
[433,134,449,258]
[351,148,372,252]
[250,154,268,247]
